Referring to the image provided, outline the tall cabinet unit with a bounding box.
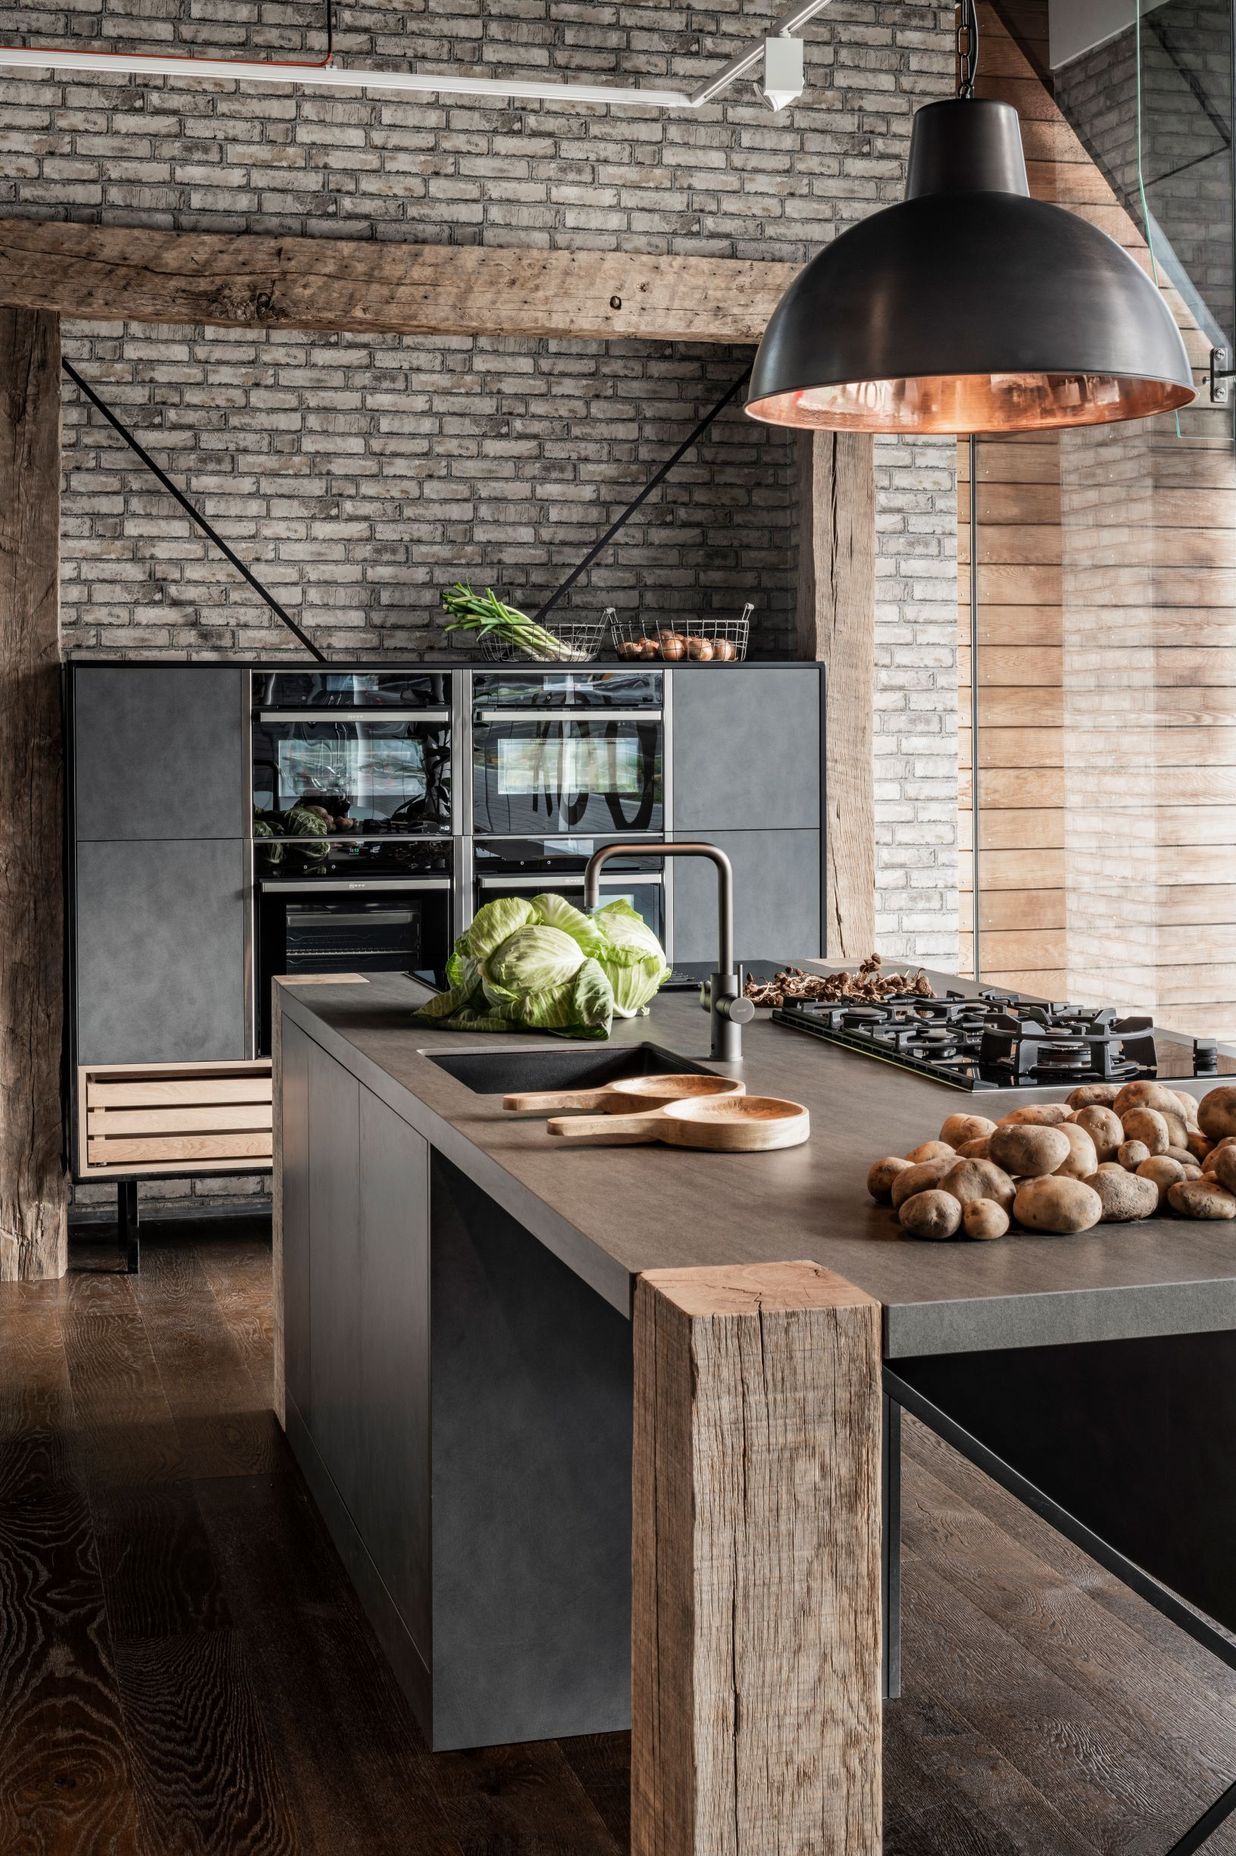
[669,666,824,962]
[68,665,266,1190]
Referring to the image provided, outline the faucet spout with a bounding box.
[582,840,753,1060]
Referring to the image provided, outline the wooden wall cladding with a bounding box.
[961,9,1236,1037]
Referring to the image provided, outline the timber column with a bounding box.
[632,1259,883,1856]
[0,308,67,1281]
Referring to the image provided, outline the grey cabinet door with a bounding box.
[281,1018,313,1429]
[356,1090,431,1660]
[74,839,247,1064]
[307,1041,362,1519]
[73,666,245,841]
[670,667,822,833]
[671,827,822,964]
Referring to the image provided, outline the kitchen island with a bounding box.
[273,971,1236,1856]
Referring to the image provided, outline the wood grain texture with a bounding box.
[631,1260,882,1856]
[8,1222,1236,1853]
[796,431,876,960]
[271,984,286,1430]
[0,308,66,1281]
[0,217,793,346]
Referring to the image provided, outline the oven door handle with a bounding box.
[477,872,664,890]
[261,878,452,893]
[472,709,661,724]
[257,709,451,724]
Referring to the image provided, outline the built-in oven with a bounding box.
[473,837,668,948]
[471,669,662,837]
[253,837,452,1054]
[252,670,452,836]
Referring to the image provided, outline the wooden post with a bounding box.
[797,431,877,960]
[632,1260,883,1856]
[0,308,67,1282]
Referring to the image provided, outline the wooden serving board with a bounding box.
[546,1094,810,1151]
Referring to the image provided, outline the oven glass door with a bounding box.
[474,839,666,945]
[253,671,451,710]
[253,713,451,834]
[255,876,451,1053]
[472,715,662,835]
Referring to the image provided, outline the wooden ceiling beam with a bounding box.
[0,216,796,345]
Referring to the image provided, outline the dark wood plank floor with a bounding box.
[3,1216,1236,1855]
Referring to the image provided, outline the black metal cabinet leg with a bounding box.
[119,1179,140,1274]
[882,1392,902,1701]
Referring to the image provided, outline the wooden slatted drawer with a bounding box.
[78,1060,273,1179]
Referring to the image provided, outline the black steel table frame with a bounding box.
[883,1366,1236,1856]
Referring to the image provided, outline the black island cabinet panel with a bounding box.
[74,839,247,1065]
[72,664,245,841]
[670,665,823,833]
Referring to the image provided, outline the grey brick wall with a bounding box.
[6,1,959,1211]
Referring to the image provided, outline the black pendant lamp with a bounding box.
[746,12,1195,435]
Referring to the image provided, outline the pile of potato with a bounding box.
[868,1082,1236,1239]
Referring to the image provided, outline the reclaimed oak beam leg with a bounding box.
[796,431,876,960]
[632,1260,883,1856]
[0,308,67,1282]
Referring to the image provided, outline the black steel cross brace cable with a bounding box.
[62,359,327,661]
[531,363,753,627]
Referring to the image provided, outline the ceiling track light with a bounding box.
[746,0,1195,435]
[0,0,828,111]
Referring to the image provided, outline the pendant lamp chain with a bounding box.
[955,0,979,99]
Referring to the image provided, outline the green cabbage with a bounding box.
[589,898,671,1018]
[413,889,669,1040]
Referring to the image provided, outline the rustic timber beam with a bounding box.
[631,1259,882,1856]
[0,217,796,346]
[0,308,68,1282]
[797,430,877,959]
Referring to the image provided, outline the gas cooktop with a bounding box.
[771,990,1232,1092]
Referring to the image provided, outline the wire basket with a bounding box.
[607,605,752,664]
[477,617,610,665]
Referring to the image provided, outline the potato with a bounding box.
[998,1103,1073,1126]
[1164,1146,1195,1168]
[1067,1083,1121,1110]
[867,1156,911,1202]
[1013,1176,1103,1235]
[939,1112,998,1150]
[1118,1139,1151,1171]
[1202,1135,1236,1175]
[989,1123,1072,1179]
[1211,1144,1236,1195]
[1121,1107,1169,1155]
[1114,1080,1192,1121]
[1072,1105,1123,1162]
[1187,1131,1214,1163]
[940,1158,1016,1212]
[1052,1122,1099,1180]
[956,1136,992,1159]
[891,1157,956,1210]
[1168,1177,1236,1220]
[1175,1091,1201,1127]
[1084,1166,1159,1224]
[1182,1162,1203,1180]
[1136,1155,1185,1207]
[1198,1085,1236,1142]
[961,1198,1009,1241]
[906,1140,956,1164]
[899,1190,963,1240]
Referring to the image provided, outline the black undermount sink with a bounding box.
[427,1041,710,1097]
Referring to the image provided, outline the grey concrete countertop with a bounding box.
[278,972,1236,1358]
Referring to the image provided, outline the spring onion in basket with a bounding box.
[441,583,587,662]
